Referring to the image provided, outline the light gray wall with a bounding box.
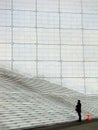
[0,0,98,94]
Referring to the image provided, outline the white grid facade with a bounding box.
[0,0,98,94]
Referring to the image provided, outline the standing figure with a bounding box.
[75,100,81,122]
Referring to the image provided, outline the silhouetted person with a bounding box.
[75,100,81,122]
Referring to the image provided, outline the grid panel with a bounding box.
[13,11,36,27]
[13,44,36,60]
[38,29,60,44]
[83,30,98,45]
[62,78,84,93]
[61,29,82,45]
[37,0,59,12]
[84,46,98,61]
[85,62,98,77]
[85,78,98,94]
[60,0,81,13]
[83,14,98,29]
[37,12,59,28]
[0,0,98,94]
[83,0,98,14]
[38,62,60,77]
[0,0,11,9]
[0,27,11,43]
[0,44,11,60]
[61,45,83,61]
[0,10,11,26]
[61,13,81,29]
[38,45,60,60]
[62,62,84,77]
[13,28,36,43]
[13,0,36,11]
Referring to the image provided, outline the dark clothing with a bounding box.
[76,103,81,112]
[77,111,81,122]
[75,101,81,122]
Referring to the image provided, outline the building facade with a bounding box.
[0,0,98,94]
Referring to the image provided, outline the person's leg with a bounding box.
[78,112,81,122]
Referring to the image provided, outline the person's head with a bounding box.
[78,100,80,103]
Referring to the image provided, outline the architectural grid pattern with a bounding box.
[0,0,98,94]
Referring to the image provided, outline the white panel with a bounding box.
[37,0,59,12]
[13,61,36,77]
[61,45,83,61]
[85,62,98,77]
[0,44,11,60]
[37,12,59,28]
[83,0,98,13]
[13,44,36,60]
[60,0,81,13]
[0,61,11,70]
[13,11,36,27]
[38,45,60,60]
[85,78,98,94]
[13,0,36,11]
[44,78,61,85]
[38,62,60,77]
[61,13,81,29]
[83,14,98,29]
[84,46,98,61]
[13,28,36,43]
[38,29,60,44]
[62,62,83,77]
[61,29,82,45]
[0,27,11,43]
[62,78,84,93]
[0,10,11,26]
[83,30,98,45]
[0,0,11,9]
